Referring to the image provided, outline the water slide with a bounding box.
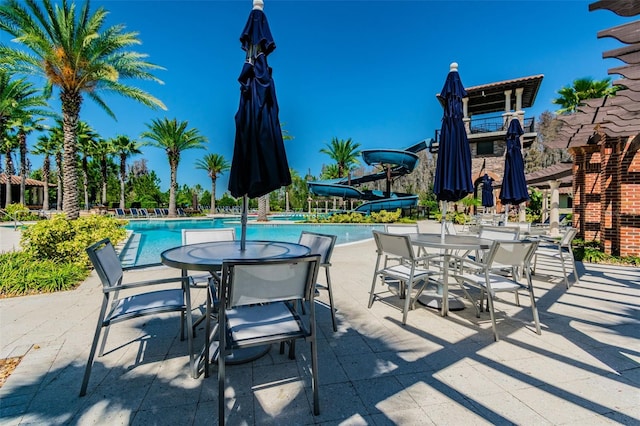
[307,140,430,213]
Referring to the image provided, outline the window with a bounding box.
[477,141,494,156]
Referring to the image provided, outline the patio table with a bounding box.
[410,233,492,316]
[161,240,310,377]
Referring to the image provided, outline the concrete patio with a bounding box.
[1,221,639,425]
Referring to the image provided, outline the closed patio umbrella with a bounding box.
[481,173,494,208]
[228,0,292,249]
[499,117,529,222]
[433,62,473,240]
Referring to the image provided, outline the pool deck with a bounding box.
[1,220,639,425]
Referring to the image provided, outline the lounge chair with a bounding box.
[138,208,150,218]
[129,207,140,217]
[153,208,163,217]
[177,207,187,217]
[114,208,127,218]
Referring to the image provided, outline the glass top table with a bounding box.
[161,240,311,377]
[161,240,311,272]
[410,234,493,316]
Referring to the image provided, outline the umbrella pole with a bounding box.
[241,195,248,251]
[440,201,447,242]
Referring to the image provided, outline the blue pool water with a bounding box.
[124,218,383,266]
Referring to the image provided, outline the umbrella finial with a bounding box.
[450,62,458,72]
[253,0,264,10]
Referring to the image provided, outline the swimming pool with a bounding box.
[124,218,383,266]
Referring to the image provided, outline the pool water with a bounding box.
[124,218,383,266]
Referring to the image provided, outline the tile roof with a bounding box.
[0,173,53,187]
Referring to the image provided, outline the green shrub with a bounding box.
[1,203,40,221]
[0,251,88,296]
[302,209,402,224]
[22,214,127,266]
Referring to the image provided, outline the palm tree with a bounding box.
[92,138,114,206]
[195,153,229,214]
[111,135,142,209]
[0,0,166,219]
[32,135,56,210]
[11,115,47,205]
[141,118,206,217]
[553,77,619,114]
[1,133,18,206]
[319,137,361,178]
[76,121,98,210]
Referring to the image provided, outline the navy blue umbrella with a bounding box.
[433,63,473,238]
[499,118,529,219]
[481,174,494,208]
[228,0,291,248]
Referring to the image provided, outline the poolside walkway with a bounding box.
[1,220,639,425]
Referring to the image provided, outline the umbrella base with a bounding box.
[417,293,466,311]
[385,279,465,311]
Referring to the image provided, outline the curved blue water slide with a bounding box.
[307,140,430,212]
[361,149,420,172]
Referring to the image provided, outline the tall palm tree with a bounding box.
[76,121,98,209]
[9,114,48,204]
[0,0,166,219]
[1,133,18,206]
[553,77,619,114]
[319,137,361,178]
[32,135,56,210]
[195,153,229,214]
[111,135,141,209]
[92,138,114,206]
[0,71,47,144]
[141,118,206,217]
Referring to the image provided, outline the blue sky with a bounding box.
[3,0,629,196]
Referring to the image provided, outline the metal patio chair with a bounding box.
[452,240,541,341]
[80,238,190,396]
[212,255,321,425]
[298,231,338,331]
[533,227,579,288]
[368,230,438,325]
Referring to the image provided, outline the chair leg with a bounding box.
[80,297,109,397]
[486,293,500,341]
[527,274,542,335]
[218,313,227,426]
[325,268,337,332]
[569,251,579,285]
[310,338,320,415]
[402,280,413,325]
[97,324,112,357]
[559,252,570,289]
[368,255,382,308]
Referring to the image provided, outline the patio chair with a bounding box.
[138,208,150,218]
[153,207,164,217]
[213,255,321,424]
[114,208,127,218]
[452,240,541,341]
[80,238,190,396]
[129,207,140,217]
[368,230,438,325]
[162,208,169,216]
[384,224,419,235]
[478,225,520,241]
[177,207,187,217]
[532,227,579,289]
[182,228,236,333]
[298,231,338,331]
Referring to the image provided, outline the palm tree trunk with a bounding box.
[4,150,14,206]
[210,178,216,214]
[61,91,81,219]
[82,157,89,210]
[169,160,177,217]
[257,194,268,221]
[19,130,27,205]
[42,156,50,211]
[100,159,108,205]
[56,152,62,210]
[119,154,126,209]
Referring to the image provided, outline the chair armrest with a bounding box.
[107,276,192,292]
[122,262,164,271]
